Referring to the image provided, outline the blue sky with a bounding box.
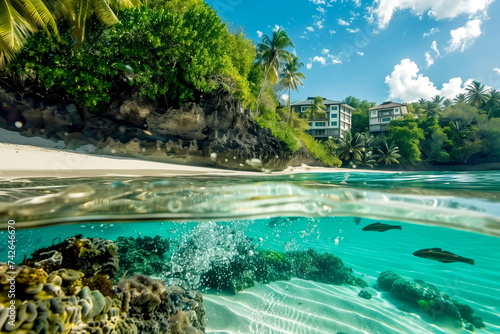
[205,0,500,105]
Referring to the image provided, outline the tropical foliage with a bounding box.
[304,96,326,120]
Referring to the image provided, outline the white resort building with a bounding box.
[291,97,355,139]
[369,101,408,133]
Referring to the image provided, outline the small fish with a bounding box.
[353,217,361,225]
[362,222,402,232]
[413,248,474,265]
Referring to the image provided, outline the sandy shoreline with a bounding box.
[0,128,354,177]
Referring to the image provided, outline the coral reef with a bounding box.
[166,222,367,294]
[0,235,205,334]
[23,235,120,279]
[377,271,485,330]
[115,235,171,277]
[287,249,368,287]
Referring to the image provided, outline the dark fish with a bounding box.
[362,222,402,232]
[353,217,361,225]
[413,248,474,265]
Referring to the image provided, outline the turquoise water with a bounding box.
[1,171,499,333]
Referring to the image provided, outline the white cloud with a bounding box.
[329,29,337,35]
[385,59,469,102]
[310,0,325,4]
[315,20,325,29]
[425,52,434,67]
[257,31,263,38]
[352,0,361,7]
[307,63,313,69]
[272,24,281,32]
[338,18,350,26]
[357,51,365,56]
[447,19,482,53]
[306,26,315,32]
[431,40,440,56]
[317,6,326,14]
[370,0,494,29]
[494,68,500,75]
[322,48,330,54]
[282,94,289,103]
[423,27,440,38]
[332,58,342,64]
[347,28,360,33]
[312,56,327,65]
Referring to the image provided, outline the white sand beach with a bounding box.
[0,128,345,177]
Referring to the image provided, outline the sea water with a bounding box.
[1,171,499,334]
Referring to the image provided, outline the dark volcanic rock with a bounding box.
[0,87,319,170]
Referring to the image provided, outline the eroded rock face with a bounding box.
[0,87,320,170]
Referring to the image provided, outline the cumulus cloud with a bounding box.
[313,56,327,65]
[347,28,360,33]
[272,24,281,32]
[446,19,482,52]
[352,0,361,7]
[425,52,434,68]
[317,6,326,14]
[385,59,469,102]
[357,52,365,56]
[257,31,263,38]
[329,29,337,35]
[338,18,350,26]
[310,0,325,4]
[322,48,330,54]
[423,27,440,38]
[307,63,313,70]
[370,0,494,29]
[332,59,342,64]
[306,26,315,32]
[494,68,500,75]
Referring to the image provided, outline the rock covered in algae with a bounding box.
[166,222,367,294]
[377,271,485,330]
[115,235,171,277]
[23,235,120,279]
[0,235,205,334]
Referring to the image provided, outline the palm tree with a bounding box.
[0,0,59,68]
[443,99,452,107]
[453,93,466,104]
[337,131,364,162]
[418,98,427,106]
[465,80,488,108]
[423,100,441,118]
[0,0,139,68]
[255,28,294,112]
[354,150,377,168]
[484,89,500,119]
[305,96,326,120]
[280,55,305,123]
[373,140,401,166]
[431,95,444,106]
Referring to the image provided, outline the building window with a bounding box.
[308,122,312,127]
[330,106,338,111]
[301,106,308,112]
[371,110,377,117]
[315,122,326,127]
[314,130,326,136]
[382,117,391,122]
[331,113,337,118]
[394,108,400,114]
[331,121,337,126]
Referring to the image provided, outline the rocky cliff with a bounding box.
[0,87,321,170]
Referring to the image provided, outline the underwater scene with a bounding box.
[1,171,499,334]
